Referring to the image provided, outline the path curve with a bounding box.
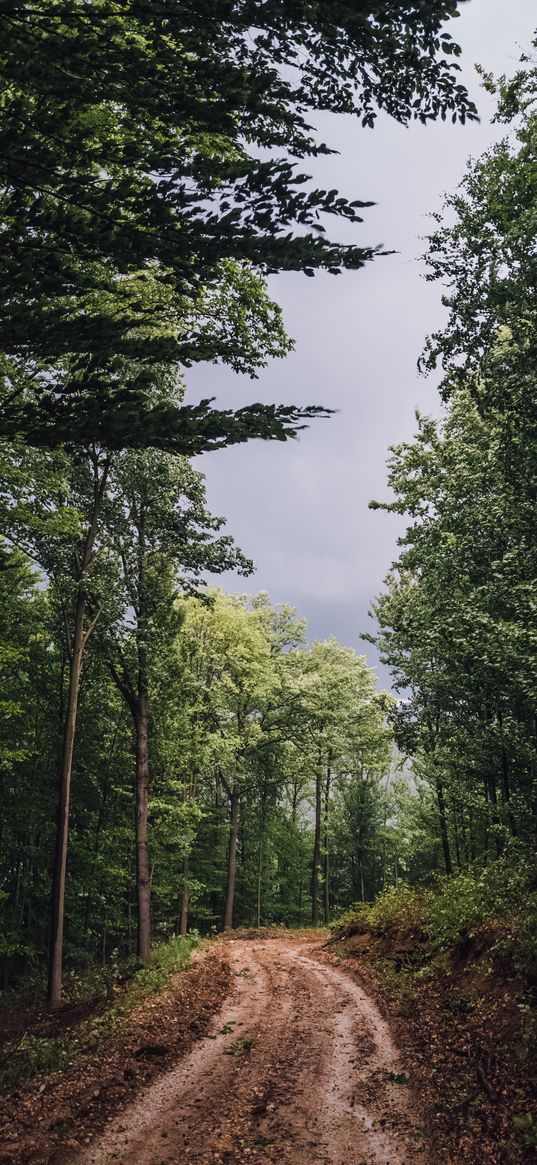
[79,938,427,1164]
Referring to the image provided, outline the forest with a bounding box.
[0,4,536,1164]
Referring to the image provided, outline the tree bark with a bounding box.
[47,588,85,1007]
[435,773,453,876]
[256,773,269,929]
[487,772,503,857]
[224,783,240,930]
[179,854,189,937]
[500,744,517,837]
[323,752,332,925]
[47,451,109,1006]
[134,691,151,961]
[311,742,323,926]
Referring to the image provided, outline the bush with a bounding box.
[368,885,434,938]
[334,844,537,978]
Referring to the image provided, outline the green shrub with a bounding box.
[127,935,198,1001]
[0,1032,70,1087]
[335,844,537,979]
[367,885,434,937]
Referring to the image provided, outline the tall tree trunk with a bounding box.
[106,491,154,963]
[434,773,452,876]
[500,745,517,837]
[323,752,332,925]
[127,840,134,955]
[179,854,189,937]
[487,772,503,857]
[256,841,263,930]
[134,691,151,961]
[178,770,199,936]
[459,805,470,866]
[453,808,462,870]
[48,587,86,1007]
[311,742,323,926]
[224,783,240,930]
[47,450,109,1006]
[256,773,268,929]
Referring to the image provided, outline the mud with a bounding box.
[77,938,428,1164]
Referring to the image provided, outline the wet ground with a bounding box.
[78,938,428,1165]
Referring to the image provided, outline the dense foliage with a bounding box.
[0,1,475,449]
[0,0,480,1003]
[0,558,393,988]
[368,44,537,884]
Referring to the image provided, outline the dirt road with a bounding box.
[79,938,428,1165]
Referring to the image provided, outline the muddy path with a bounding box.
[77,938,428,1165]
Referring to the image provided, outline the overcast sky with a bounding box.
[188,0,536,688]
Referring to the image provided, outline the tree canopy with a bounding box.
[369,47,537,879]
[0,0,477,449]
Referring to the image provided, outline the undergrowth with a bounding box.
[333,844,537,978]
[0,934,199,1088]
[333,848,537,1161]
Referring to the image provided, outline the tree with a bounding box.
[369,385,537,869]
[282,639,391,924]
[0,440,118,1003]
[177,592,277,930]
[0,545,55,987]
[422,41,536,389]
[101,455,251,959]
[0,2,477,447]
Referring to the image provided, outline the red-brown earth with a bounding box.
[0,935,428,1165]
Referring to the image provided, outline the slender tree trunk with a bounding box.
[127,840,134,954]
[134,691,151,961]
[468,810,476,861]
[500,746,517,837]
[256,842,263,930]
[434,773,452,876]
[480,774,490,861]
[487,772,503,857]
[323,753,332,926]
[256,774,269,929]
[106,494,155,963]
[224,783,240,930]
[311,742,323,926]
[459,806,470,866]
[178,770,199,936]
[179,854,189,937]
[48,587,85,1007]
[453,809,462,870]
[47,450,109,1006]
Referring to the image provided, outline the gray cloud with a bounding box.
[188,0,536,688]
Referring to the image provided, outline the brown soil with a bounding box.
[330,929,537,1164]
[0,949,232,1165]
[73,936,428,1165]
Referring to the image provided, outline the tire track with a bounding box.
[78,938,428,1165]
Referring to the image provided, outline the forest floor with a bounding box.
[0,932,428,1165]
[330,925,537,1164]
